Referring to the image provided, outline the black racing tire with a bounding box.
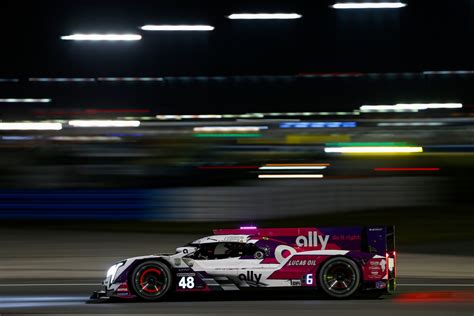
[318,257,361,299]
[130,261,173,301]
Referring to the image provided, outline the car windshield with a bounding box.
[190,242,241,259]
[189,242,264,260]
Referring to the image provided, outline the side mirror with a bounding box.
[252,246,270,259]
[254,250,265,260]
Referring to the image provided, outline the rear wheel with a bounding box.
[130,261,172,301]
[318,257,361,299]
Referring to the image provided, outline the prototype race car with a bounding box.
[91,226,396,300]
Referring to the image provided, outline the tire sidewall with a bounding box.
[318,256,361,299]
[130,261,173,301]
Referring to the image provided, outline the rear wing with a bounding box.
[361,225,395,255]
[214,226,395,256]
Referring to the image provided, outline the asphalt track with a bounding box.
[0,229,473,315]
[0,279,473,315]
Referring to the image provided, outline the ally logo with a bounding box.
[296,231,330,249]
[274,231,331,263]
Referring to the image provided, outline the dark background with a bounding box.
[1,0,474,115]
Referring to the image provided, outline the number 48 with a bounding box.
[179,276,195,289]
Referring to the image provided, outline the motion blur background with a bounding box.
[0,0,473,313]
[0,0,473,236]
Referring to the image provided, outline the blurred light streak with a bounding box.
[68,120,140,127]
[236,113,265,118]
[156,114,224,120]
[326,142,409,147]
[227,13,302,19]
[60,34,142,41]
[141,25,214,31]
[83,109,150,114]
[240,226,257,229]
[260,165,327,170]
[265,163,330,166]
[394,291,474,303]
[0,122,62,130]
[0,98,51,103]
[275,112,319,117]
[374,168,440,171]
[286,135,351,144]
[377,122,445,126]
[156,112,359,120]
[360,103,462,112]
[332,2,406,9]
[258,174,323,179]
[197,166,259,170]
[193,126,268,132]
[98,77,164,82]
[423,70,474,75]
[50,136,121,142]
[280,122,356,128]
[194,133,261,138]
[1,136,35,140]
[0,78,20,82]
[156,115,183,120]
[325,146,423,153]
[29,78,95,82]
[266,111,359,116]
[196,114,223,119]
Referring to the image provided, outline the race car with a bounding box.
[91,226,396,300]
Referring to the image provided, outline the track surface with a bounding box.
[0,229,473,315]
[0,279,473,315]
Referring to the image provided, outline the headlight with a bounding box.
[106,261,125,282]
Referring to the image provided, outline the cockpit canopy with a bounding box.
[176,235,267,260]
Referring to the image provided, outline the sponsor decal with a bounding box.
[287,259,317,266]
[238,271,262,284]
[364,259,386,279]
[295,231,330,249]
[291,280,302,286]
[274,245,297,263]
[223,235,246,242]
[177,272,196,277]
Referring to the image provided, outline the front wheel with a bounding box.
[130,261,173,301]
[318,257,361,299]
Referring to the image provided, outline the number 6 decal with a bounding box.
[305,273,314,285]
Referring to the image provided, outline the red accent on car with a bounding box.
[139,268,162,293]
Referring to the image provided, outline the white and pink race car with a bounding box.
[91,226,396,300]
